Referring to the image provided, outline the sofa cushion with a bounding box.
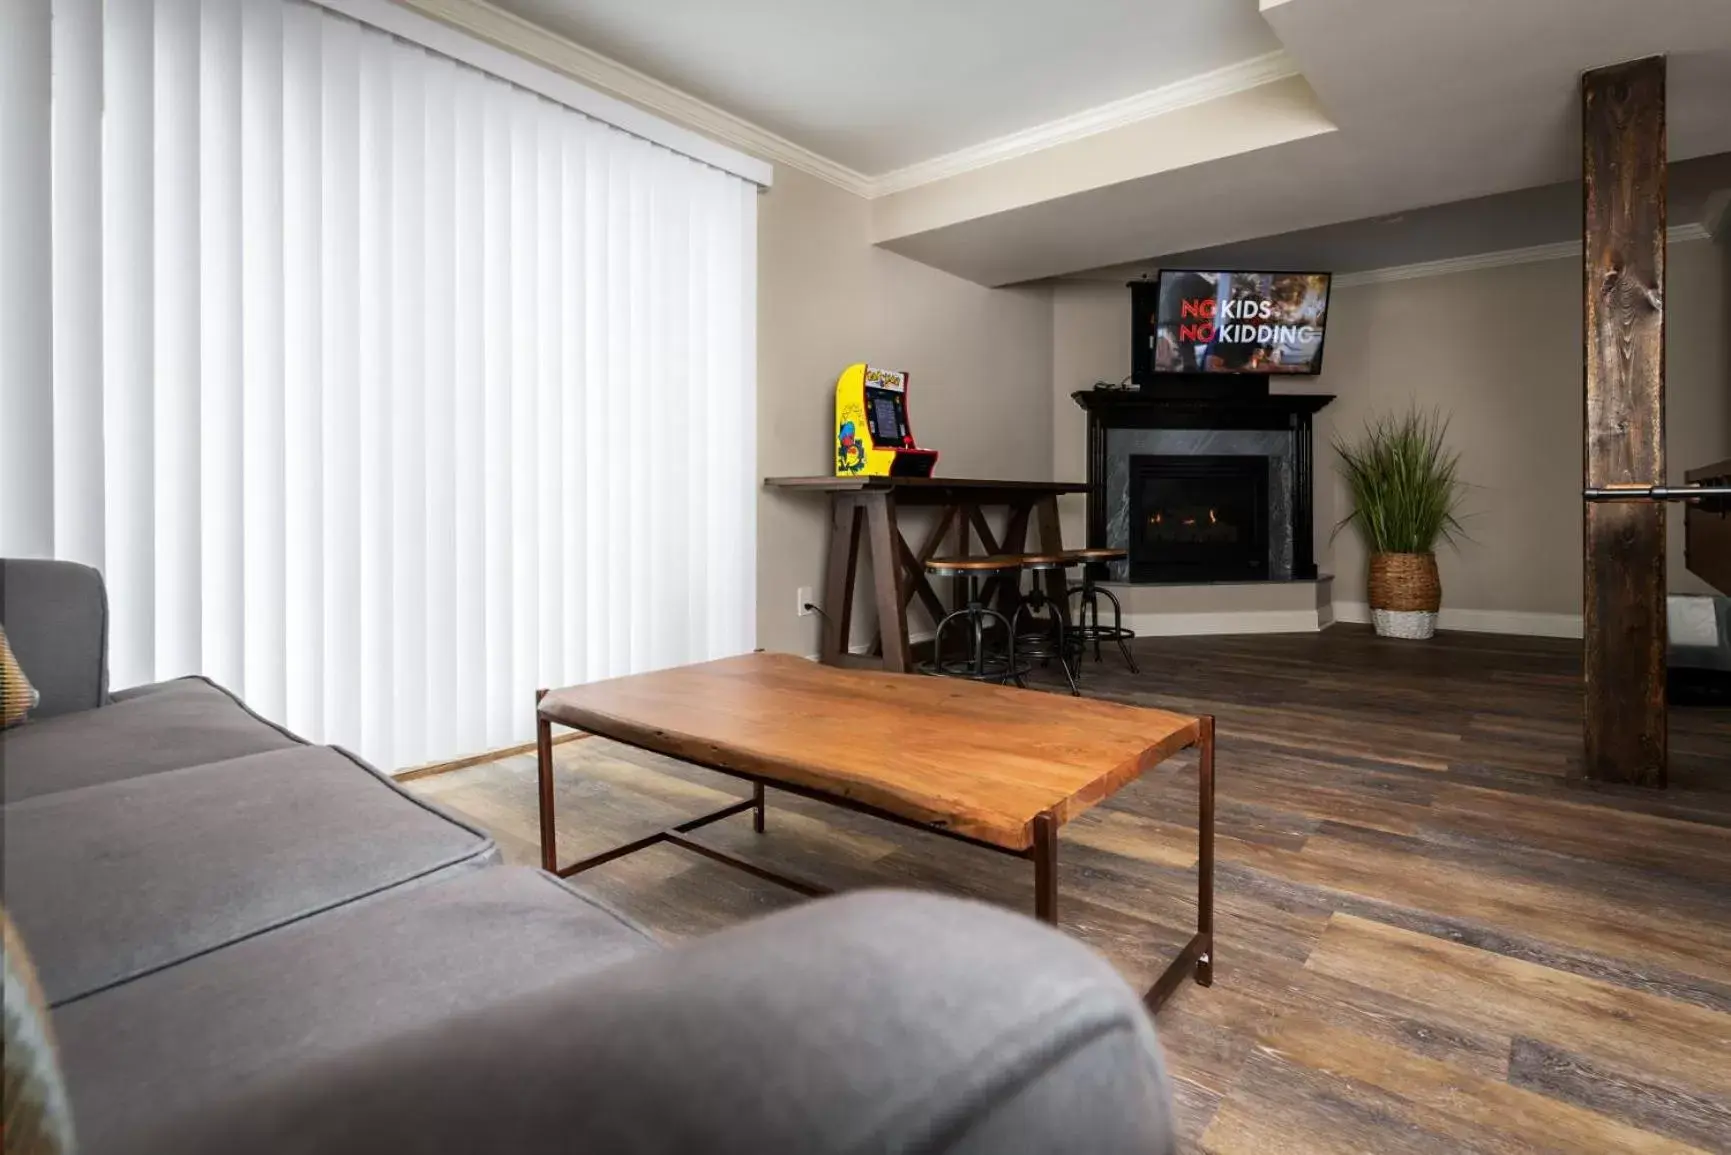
[55,867,658,1155]
[0,676,304,803]
[57,888,1172,1155]
[0,558,108,719]
[3,745,499,1007]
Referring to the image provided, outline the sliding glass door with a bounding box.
[0,0,759,770]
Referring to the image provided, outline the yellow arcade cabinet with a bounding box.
[833,363,939,478]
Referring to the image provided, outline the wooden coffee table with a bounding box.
[535,652,1214,1011]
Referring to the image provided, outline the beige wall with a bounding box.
[1047,238,1730,623]
[1051,281,1130,552]
[757,167,1054,656]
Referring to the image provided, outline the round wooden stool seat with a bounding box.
[1015,552,1075,571]
[1064,547,1127,563]
[925,554,1030,575]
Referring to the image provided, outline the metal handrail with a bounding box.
[1582,484,1731,502]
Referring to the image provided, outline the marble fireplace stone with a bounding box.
[1104,428,1295,582]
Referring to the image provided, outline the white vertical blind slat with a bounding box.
[49,0,104,570]
[479,78,514,747]
[240,0,287,720]
[199,0,246,691]
[24,0,756,771]
[0,0,54,560]
[154,0,203,680]
[625,150,651,670]
[320,12,363,749]
[356,21,395,767]
[603,152,630,674]
[558,120,585,687]
[388,41,428,767]
[450,62,486,757]
[422,50,459,761]
[507,95,537,721]
[102,0,156,688]
[582,134,609,683]
[283,0,325,735]
[534,99,563,690]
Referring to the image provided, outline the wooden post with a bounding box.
[818,494,862,666]
[861,492,912,673]
[1582,56,1667,787]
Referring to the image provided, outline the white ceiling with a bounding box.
[878,0,1731,282]
[486,0,1283,176]
[483,0,1731,284]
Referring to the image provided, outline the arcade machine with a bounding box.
[833,363,939,477]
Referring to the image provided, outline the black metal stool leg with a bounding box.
[1053,611,1080,695]
[1095,585,1140,674]
[969,607,986,677]
[1013,579,1078,694]
[984,607,1022,687]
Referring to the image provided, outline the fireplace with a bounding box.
[1072,387,1335,584]
[1128,455,1270,582]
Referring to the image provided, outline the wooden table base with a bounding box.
[536,704,1215,1013]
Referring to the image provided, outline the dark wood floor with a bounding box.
[410,626,1731,1154]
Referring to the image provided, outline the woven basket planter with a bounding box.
[1368,552,1441,639]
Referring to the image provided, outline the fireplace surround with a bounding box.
[1073,387,1335,584]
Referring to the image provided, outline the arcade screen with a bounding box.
[869,392,905,443]
[1150,270,1331,375]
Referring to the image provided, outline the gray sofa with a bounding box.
[1,558,1176,1155]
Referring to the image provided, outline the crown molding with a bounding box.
[392,0,873,196]
[1333,223,1712,288]
[1053,224,1713,289]
[1331,240,1579,287]
[867,51,1302,198]
[393,3,1307,204]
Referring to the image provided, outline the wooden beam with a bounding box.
[1581,55,1668,788]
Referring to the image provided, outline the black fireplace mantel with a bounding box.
[1071,388,1335,430]
[1073,386,1336,582]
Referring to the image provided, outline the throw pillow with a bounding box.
[1,626,38,728]
[2,907,76,1154]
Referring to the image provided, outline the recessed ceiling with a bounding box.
[485,0,1283,176]
[480,0,1731,285]
[873,0,1731,283]
[1071,152,1731,282]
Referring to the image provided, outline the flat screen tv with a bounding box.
[1140,270,1332,376]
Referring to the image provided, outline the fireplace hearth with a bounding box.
[1128,455,1270,582]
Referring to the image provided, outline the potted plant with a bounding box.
[1333,408,1466,640]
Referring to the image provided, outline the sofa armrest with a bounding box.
[157,890,1176,1155]
[0,559,109,718]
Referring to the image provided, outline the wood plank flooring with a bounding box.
[408,626,1731,1153]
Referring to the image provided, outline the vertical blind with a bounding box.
[0,0,758,770]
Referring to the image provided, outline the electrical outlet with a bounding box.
[797,586,815,616]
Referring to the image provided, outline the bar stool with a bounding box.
[1066,548,1140,674]
[1010,553,1080,696]
[921,556,1032,685]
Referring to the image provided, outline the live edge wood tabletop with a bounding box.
[536,652,1216,1011]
